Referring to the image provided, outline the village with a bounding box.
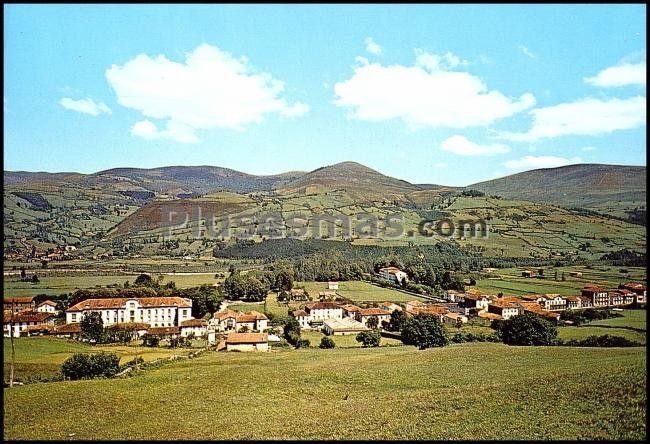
[4,265,647,352]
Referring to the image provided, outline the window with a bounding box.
[71,314,77,322]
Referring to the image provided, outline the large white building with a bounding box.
[65,297,194,327]
[378,267,408,284]
[291,301,344,330]
[211,309,269,332]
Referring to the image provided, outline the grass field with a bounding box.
[557,326,646,344]
[295,280,426,303]
[589,309,646,330]
[2,337,197,382]
[301,330,403,348]
[3,343,645,440]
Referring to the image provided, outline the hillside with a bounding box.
[469,164,646,217]
[279,161,422,202]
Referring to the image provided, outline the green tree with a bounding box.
[401,313,449,349]
[319,336,335,349]
[80,312,104,343]
[356,330,381,347]
[275,270,294,292]
[134,273,154,287]
[387,309,407,332]
[283,317,301,339]
[366,315,379,330]
[31,274,40,284]
[496,312,558,346]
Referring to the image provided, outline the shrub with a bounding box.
[400,314,449,349]
[496,312,557,346]
[61,352,120,380]
[294,338,310,349]
[142,334,160,347]
[319,336,336,349]
[562,334,642,347]
[356,330,381,347]
[169,336,192,348]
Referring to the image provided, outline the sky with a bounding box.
[3,4,647,186]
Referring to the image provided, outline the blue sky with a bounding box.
[3,4,646,186]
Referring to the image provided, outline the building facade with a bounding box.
[65,297,193,327]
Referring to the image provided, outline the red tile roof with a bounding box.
[478,312,503,321]
[235,310,268,322]
[214,309,238,321]
[147,326,180,335]
[291,309,307,317]
[4,297,34,304]
[37,300,58,307]
[67,297,192,312]
[226,332,268,344]
[3,310,54,323]
[305,302,341,310]
[180,319,207,327]
[55,323,81,333]
[106,322,150,330]
[358,308,391,317]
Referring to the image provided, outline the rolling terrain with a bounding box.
[3,162,646,260]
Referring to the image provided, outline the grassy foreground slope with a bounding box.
[4,344,645,440]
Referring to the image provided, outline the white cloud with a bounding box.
[581,146,597,152]
[60,97,111,116]
[130,119,199,144]
[584,62,646,87]
[441,135,510,156]
[518,45,536,59]
[504,155,582,170]
[365,37,382,56]
[499,96,646,142]
[106,43,308,142]
[333,50,535,129]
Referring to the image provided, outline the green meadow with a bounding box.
[3,343,645,440]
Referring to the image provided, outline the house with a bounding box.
[53,323,81,338]
[617,289,636,306]
[578,296,593,309]
[623,282,646,305]
[234,311,268,332]
[180,319,208,338]
[581,284,609,307]
[517,301,560,322]
[565,296,582,310]
[405,300,426,312]
[537,294,567,311]
[340,304,362,319]
[225,332,268,352]
[521,270,536,278]
[66,297,193,327]
[36,300,58,313]
[322,318,368,336]
[328,281,339,290]
[406,305,449,322]
[442,312,468,326]
[444,290,465,303]
[23,324,55,336]
[378,267,409,284]
[305,301,344,322]
[462,293,490,314]
[3,310,56,337]
[4,297,35,314]
[569,271,583,278]
[356,308,391,328]
[289,288,309,301]
[488,300,522,320]
[478,311,503,321]
[211,309,268,332]
[291,309,310,329]
[379,302,402,313]
[106,322,149,338]
[147,326,180,338]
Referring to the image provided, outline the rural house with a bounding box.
[581,285,610,307]
[36,300,58,313]
[4,296,35,314]
[356,307,391,328]
[488,300,522,320]
[180,318,208,338]
[323,317,369,335]
[225,332,269,352]
[3,310,56,337]
[378,266,409,284]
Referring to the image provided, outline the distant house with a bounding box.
[537,294,567,311]
[581,284,609,307]
[405,300,426,312]
[379,302,402,313]
[3,310,56,337]
[289,288,309,301]
[568,271,583,278]
[328,281,339,290]
[488,300,522,320]
[146,326,180,338]
[565,296,582,310]
[322,318,368,336]
[36,300,58,313]
[578,296,593,309]
[4,297,35,314]
[378,267,408,284]
[291,309,310,329]
[406,305,449,322]
[340,304,362,319]
[53,323,81,338]
[442,312,468,326]
[478,311,503,321]
[462,293,490,314]
[318,291,337,301]
[517,301,560,322]
[521,270,536,278]
[180,318,208,338]
[356,308,391,328]
[212,309,239,331]
[225,332,268,352]
[444,290,465,303]
[211,309,268,332]
[623,282,646,305]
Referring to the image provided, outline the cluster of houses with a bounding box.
[445,281,647,321]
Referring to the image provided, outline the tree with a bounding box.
[80,312,104,343]
[283,317,301,339]
[366,315,379,330]
[31,274,40,284]
[275,270,294,292]
[61,352,120,380]
[142,334,160,347]
[319,336,335,349]
[495,312,557,346]
[134,273,154,287]
[387,309,407,332]
[356,330,381,347]
[401,314,449,350]
[20,267,26,280]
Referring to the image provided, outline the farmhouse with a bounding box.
[623,282,646,304]
[318,291,337,300]
[488,300,522,320]
[66,297,193,328]
[323,318,368,335]
[3,310,56,337]
[225,332,269,352]
[581,284,609,307]
[462,293,490,314]
[378,266,409,284]
[444,290,465,303]
[340,304,362,319]
[565,296,582,310]
[405,300,426,311]
[569,271,583,277]
[478,311,503,321]
[379,301,402,312]
[442,312,468,326]
[578,296,593,309]
[212,309,268,332]
[147,326,180,338]
[521,270,536,278]
[291,309,310,329]
[537,294,567,311]
[289,288,309,301]
[36,300,58,313]
[356,307,391,328]
[517,301,560,322]
[180,319,208,338]
[4,297,35,313]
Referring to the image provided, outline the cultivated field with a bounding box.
[295,280,427,303]
[3,343,645,440]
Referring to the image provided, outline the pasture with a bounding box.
[295,280,427,303]
[3,343,645,440]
